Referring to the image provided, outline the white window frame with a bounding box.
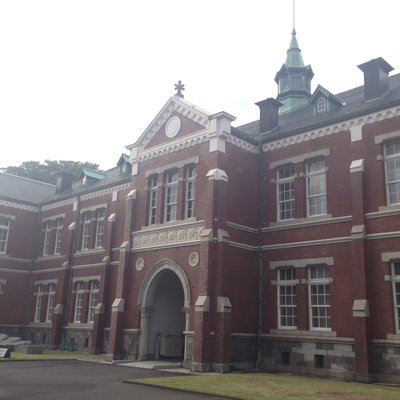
[277,165,295,221]
[81,212,91,250]
[54,218,64,255]
[87,280,99,323]
[185,165,196,219]
[94,209,105,248]
[317,96,327,113]
[277,267,297,329]
[306,159,327,217]
[0,217,11,254]
[148,175,158,225]
[74,282,85,322]
[308,265,331,331]
[392,261,400,333]
[42,221,52,256]
[384,141,400,206]
[164,170,178,222]
[45,284,56,322]
[34,285,44,322]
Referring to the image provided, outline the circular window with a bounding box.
[165,116,181,138]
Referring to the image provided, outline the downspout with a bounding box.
[61,194,80,350]
[256,139,265,369]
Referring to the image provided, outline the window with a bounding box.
[42,221,52,256]
[277,166,295,220]
[309,265,331,330]
[95,209,105,248]
[54,219,64,255]
[392,261,400,333]
[384,141,400,205]
[277,267,297,328]
[74,282,85,322]
[164,171,178,222]
[317,96,327,113]
[34,285,44,322]
[185,165,196,219]
[81,212,91,250]
[0,217,10,254]
[87,280,99,323]
[306,159,327,216]
[46,284,56,322]
[148,175,158,225]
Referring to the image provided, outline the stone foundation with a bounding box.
[373,338,400,384]
[122,329,140,359]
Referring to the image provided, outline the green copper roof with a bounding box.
[285,29,304,68]
[82,167,105,181]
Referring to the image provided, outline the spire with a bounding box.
[274,29,314,114]
[285,29,305,68]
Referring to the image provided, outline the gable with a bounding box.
[128,96,210,154]
[310,85,345,114]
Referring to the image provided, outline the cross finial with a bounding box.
[174,80,185,98]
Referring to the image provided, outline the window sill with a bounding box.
[65,323,94,330]
[28,322,52,328]
[36,254,65,261]
[265,214,354,232]
[268,329,337,338]
[74,248,107,257]
[366,204,400,219]
[141,218,199,232]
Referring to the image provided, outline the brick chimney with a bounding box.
[255,98,282,133]
[357,57,393,101]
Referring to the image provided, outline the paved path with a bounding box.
[0,360,228,400]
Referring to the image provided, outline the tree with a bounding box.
[0,160,100,184]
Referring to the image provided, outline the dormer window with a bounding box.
[317,96,327,113]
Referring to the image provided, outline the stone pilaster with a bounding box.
[349,159,373,381]
[106,190,136,360]
[192,168,232,372]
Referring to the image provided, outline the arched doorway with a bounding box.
[138,260,190,361]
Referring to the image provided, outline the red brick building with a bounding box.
[1,31,400,383]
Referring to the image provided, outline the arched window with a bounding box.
[317,96,327,113]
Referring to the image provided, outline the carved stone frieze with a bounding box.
[132,223,204,250]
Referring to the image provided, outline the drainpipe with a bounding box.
[256,139,265,370]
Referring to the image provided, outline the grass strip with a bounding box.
[129,372,400,400]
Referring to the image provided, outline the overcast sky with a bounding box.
[1,1,399,171]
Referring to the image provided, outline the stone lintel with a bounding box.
[381,251,400,262]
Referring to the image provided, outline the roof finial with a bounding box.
[292,0,296,34]
[174,80,185,98]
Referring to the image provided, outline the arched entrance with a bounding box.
[138,260,190,361]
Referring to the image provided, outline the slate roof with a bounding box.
[42,165,131,204]
[236,72,400,143]
[0,173,56,205]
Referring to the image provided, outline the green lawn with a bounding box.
[0,349,105,361]
[130,372,400,400]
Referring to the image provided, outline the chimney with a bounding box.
[357,57,393,101]
[55,171,74,194]
[256,98,282,133]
